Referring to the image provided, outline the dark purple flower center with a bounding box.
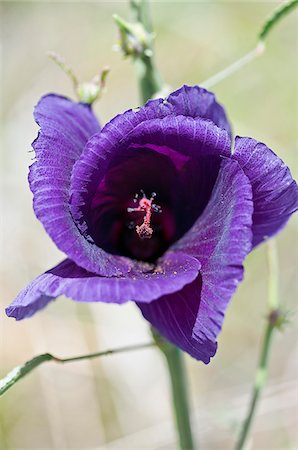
[81,144,221,263]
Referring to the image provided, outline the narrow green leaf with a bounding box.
[259,0,298,41]
[0,353,53,396]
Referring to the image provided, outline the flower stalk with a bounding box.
[235,240,286,450]
[235,318,275,450]
[152,329,195,450]
[134,55,163,104]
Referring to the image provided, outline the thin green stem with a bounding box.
[201,0,298,90]
[130,0,153,33]
[54,342,155,363]
[164,347,195,450]
[235,322,275,450]
[152,329,195,450]
[48,51,78,88]
[201,44,265,90]
[134,55,163,103]
[235,240,279,450]
[0,342,155,397]
[259,0,298,41]
[267,239,279,311]
[132,0,163,103]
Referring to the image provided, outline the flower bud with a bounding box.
[113,14,154,59]
[76,82,100,105]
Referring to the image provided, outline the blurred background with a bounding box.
[1,1,297,449]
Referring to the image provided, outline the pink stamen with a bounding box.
[127,191,161,239]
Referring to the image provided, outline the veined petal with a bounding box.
[31,94,133,276]
[6,253,201,320]
[233,137,298,247]
[162,84,231,136]
[97,84,231,141]
[138,277,216,364]
[161,159,253,361]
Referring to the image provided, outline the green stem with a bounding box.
[259,0,298,41]
[201,44,265,90]
[165,348,195,450]
[134,55,163,103]
[164,347,195,450]
[235,321,275,450]
[235,240,279,450]
[0,342,154,397]
[130,0,163,103]
[130,0,153,33]
[201,0,298,90]
[153,329,195,450]
[267,239,279,311]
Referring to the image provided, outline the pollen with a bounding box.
[127,190,162,239]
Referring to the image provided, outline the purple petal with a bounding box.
[138,277,216,364]
[6,253,201,320]
[97,84,230,139]
[233,137,298,247]
[163,84,231,136]
[148,159,252,362]
[31,94,133,276]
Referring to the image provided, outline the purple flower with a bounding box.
[6,86,297,363]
